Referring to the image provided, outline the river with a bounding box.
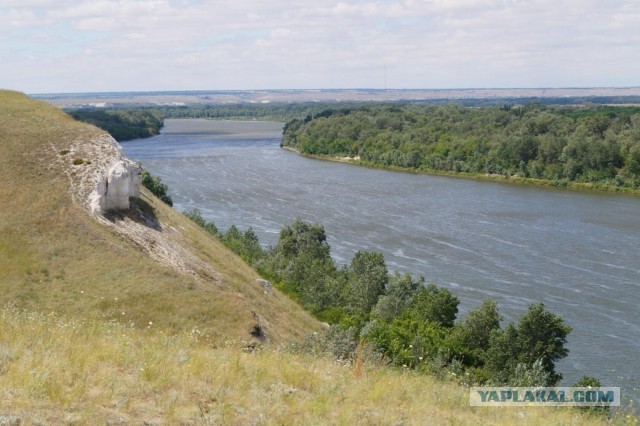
[123,119,639,405]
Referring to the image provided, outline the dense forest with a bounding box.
[68,109,164,141]
[183,210,595,389]
[282,104,640,190]
[157,103,353,121]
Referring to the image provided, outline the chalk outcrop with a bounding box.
[61,133,142,216]
[58,132,220,284]
[89,159,142,214]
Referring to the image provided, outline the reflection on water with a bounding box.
[124,119,640,403]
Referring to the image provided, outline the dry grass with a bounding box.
[0,90,320,345]
[0,307,625,425]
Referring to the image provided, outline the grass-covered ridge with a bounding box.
[0,90,320,344]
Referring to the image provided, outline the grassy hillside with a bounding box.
[0,90,320,344]
[0,307,613,425]
[0,91,621,424]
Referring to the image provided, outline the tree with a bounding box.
[241,228,263,264]
[574,376,609,413]
[408,284,459,328]
[275,219,331,262]
[141,170,173,206]
[221,226,264,265]
[266,219,337,311]
[457,299,502,352]
[372,272,422,321]
[346,251,388,315]
[363,316,446,368]
[516,303,571,380]
[486,303,571,385]
[183,208,218,235]
[574,375,601,387]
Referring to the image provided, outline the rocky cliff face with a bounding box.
[89,159,142,214]
[57,131,221,284]
[61,132,142,215]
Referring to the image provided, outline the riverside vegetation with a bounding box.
[68,109,164,141]
[282,104,640,192]
[184,211,585,389]
[1,90,634,423]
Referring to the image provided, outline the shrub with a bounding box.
[141,170,173,206]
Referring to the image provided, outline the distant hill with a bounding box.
[31,87,640,109]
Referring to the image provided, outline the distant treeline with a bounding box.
[157,103,360,121]
[282,104,640,190]
[181,210,594,389]
[154,97,640,118]
[68,109,164,141]
[68,104,352,141]
[69,96,640,148]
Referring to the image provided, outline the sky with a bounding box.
[1,0,639,93]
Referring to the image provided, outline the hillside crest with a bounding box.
[0,90,320,344]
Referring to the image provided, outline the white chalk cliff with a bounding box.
[59,133,142,215]
[59,131,220,284]
[89,159,142,214]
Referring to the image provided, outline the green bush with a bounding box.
[141,170,173,206]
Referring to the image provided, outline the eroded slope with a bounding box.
[0,90,320,344]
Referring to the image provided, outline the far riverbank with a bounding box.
[281,146,640,195]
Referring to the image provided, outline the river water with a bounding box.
[123,119,639,404]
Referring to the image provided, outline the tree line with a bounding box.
[68,103,362,140]
[183,210,600,389]
[68,109,164,141]
[282,104,640,190]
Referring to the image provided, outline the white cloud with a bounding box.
[0,0,639,92]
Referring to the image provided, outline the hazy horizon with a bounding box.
[24,85,640,97]
[2,1,639,94]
